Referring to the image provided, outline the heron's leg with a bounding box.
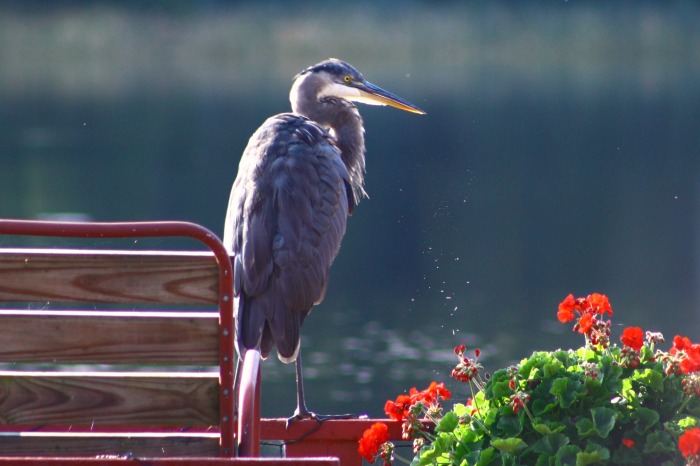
[286,351,312,427]
[286,350,356,428]
[295,352,309,415]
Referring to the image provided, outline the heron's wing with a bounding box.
[224,114,351,362]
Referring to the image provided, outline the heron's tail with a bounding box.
[234,293,265,358]
[234,289,303,364]
[268,302,302,363]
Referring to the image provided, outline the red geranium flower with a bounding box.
[384,394,411,422]
[673,335,694,352]
[671,335,700,374]
[384,381,451,422]
[557,293,576,323]
[415,381,451,405]
[558,293,614,349]
[679,427,700,458]
[620,327,644,351]
[577,313,595,334]
[681,349,700,375]
[621,438,635,448]
[358,422,389,462]
[588,292,612,316]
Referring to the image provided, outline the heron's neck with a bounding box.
[292,95,366,201]
[290,74,367,201]
[326,102,366,202]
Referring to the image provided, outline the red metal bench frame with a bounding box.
[0,219,411,465]
[0,219,239,457]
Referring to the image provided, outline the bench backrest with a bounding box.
[0,220,236,457]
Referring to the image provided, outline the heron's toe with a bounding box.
[286,408,316,429]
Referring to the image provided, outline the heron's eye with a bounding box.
[343,75,351,83]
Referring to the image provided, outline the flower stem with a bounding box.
[390,452,413,465]
[676,394,692,418]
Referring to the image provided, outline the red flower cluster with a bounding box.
[557,292,612,323]
[384,381,451,422]
[358,422,389,463]
[620,327,644,351]
[679,427,700,464]
[384,394,411,423]
[558,293,613,348]
[365,381,452,461]
[451,344,483,383]
[670,335,700,375]
[619,327,645,368]
[621,438,635,448]
[509,391,531,414]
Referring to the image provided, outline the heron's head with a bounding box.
[290,58,426,116]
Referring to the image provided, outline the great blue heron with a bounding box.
[224,58,425,422]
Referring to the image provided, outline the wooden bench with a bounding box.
[0,219,339,465]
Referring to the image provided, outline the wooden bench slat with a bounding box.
[0,223,240,458]
[0,310,219,364]
[0,458,339,465]
[0,424,221,456]
[0,374,219,425]
[0,249,219,304]
[0,436,220,457]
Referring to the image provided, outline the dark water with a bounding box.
[2,80,698,418]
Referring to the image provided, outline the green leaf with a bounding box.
[632,368,664,391]
[531,433,570,456]
[497,412,523,437]
[483,404,499,429]
[485,369,512,400]
[419,442,443,459]
[452,403,471,417]
[643,431,678,455]
[575,441,610,466]
[532,397,558,416]
[491,437,527,455]
[420,432,454,459]
[436,411,459,432]
[576,407,616,439]
[600,359,623,389]
[551,377,585,409]
[555,445,581,466]
[583,376,603,393]
[590,406,616,437]
[611,443,642,465]
[457,426,481,444]
[520,352,539,372]
[544,359,565,378]
[678,416,698,429]
[574,347,589,360]
[411,452,432,466]
[475,447,497,466]
[632,407,659,434]
[553,349,572,364]
[533,420,566,435]
[490,380,514,401]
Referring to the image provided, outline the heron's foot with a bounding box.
[286,409,356,429]
[286,408,315,429]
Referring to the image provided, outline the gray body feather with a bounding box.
[224,113,356,362]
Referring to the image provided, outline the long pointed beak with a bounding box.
[353,81,426,115]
